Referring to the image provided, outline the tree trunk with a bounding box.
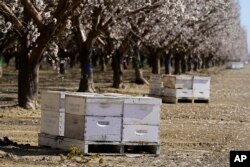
[100,55,107,72]
[133,47,149,85]
[165,54,171,74]
[78,43,95,92]
[18,46,39,110]
[187,55,192,72]
[112,50,124,88]
[181,55,187,74]
[174,54,181,75]
[193,57,198,71]
[152,54,161,74]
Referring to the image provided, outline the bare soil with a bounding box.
[0,65,250,167]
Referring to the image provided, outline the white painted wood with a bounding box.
[193,90,210,99]
[122,125,159,143]
[193,76,211,90]
[164,88,193,98]
[85,116,122,142]
[124,97,162,105]
[41,91,67,112]
[64,113,85,140]
[162,75,193,89]
[123,104,160,125]
[86,98,123,117]
[40,110,65,136]
[226,62,244,69]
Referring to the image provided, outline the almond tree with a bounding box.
[0,0,82,109]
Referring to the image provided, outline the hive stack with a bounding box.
[162,75,193,103]
[226,62,244,69]
[39,92,162,155]
[193,76,211,102]
[40,91,68,137]
[149,74,163,96]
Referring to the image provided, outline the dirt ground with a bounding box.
[0,64,250,167]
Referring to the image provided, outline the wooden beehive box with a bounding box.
[64,94,124,141]
[40,91,68,136]
[162,75,193,89]
[123,97,161,125]
[122,97,161,143]
[163,88,193,98]
[193,76,211,90]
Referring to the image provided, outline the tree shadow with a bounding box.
[0,145,67,157]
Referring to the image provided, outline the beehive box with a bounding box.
[40,110,65,136]
[162,75,193,89]
[226,62,244,69]
[41,91,68,112]
[150,74,162,84]
[163,88,193,98]
[193,76,211,90]
[193,90,210,99]
[65,94,124,116]
[123,97,161,125]
[122,125,159,143]
[85,116,122,141]
[64,94,124,140]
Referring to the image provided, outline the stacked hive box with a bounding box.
[64,94,123,141]
[40,91,68,136]
[193,76,210,102]
[122,97,161,154]
[39,92,162,155]
[149,74,163,96]
[226,62,244,69]
[162,75,193,103]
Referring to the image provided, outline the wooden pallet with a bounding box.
[193,98,210,103]
[162,96,210,104]
[38,133,160,155]
[162,96,193,104]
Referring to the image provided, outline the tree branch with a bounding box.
[20,0,43,30]
[0,2,25,34]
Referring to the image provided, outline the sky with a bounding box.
[239,0,250,54]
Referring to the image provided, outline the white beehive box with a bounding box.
[123,97,161,125]
[85,116,122,142]
[164,88,193,98]
[64,113,85,140]
[193,90,210,99]
[193,76,211,90]
[40,110,65,136]
[65,94,124,117]
[162,75,193,89]
[122,125,159,143]
[41,91,68,112]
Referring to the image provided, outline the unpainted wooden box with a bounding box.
[40,110,65,136]
[65,94,124,116]
[122,125,159,143]
[193,76,211,90]
[41,91,67,112]
[64,113,85,140]
[164,88,193,98]
[86,98,123,117]
[85,116,122,142]
[150,74,162,84]
[123,97,161,125]
[162,75,193,89]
